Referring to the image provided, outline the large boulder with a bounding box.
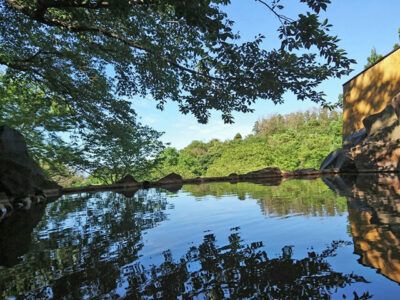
[321,92,400,173]
[116,174,138,184]
[342,128,367,150]
[350,93,400,171]
[362,104,398,137]
[157,173,183,183]
[351,139,400,172]
[0,126,60,204]
[319,148,356,172]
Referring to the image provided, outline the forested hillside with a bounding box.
[146,108,342,180]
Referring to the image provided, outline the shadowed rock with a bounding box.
[157,173,183,183]
[321,92,400,172]
[0,126,61,221]
[343,128,367,151]
[243,167,281,178]
[116,174,138,184]
[363,104,398,137]
[319,149,356,172]
[0,126,60,197]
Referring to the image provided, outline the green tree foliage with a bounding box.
[233,133,242,140]
[0,73,164,184]
[81,120,164,184]
[365,28,400,69]
[148,108,342,180]
[0,74,81,177]
[0,0,354,124]
[394,28,400,49]
[364,47,383,69]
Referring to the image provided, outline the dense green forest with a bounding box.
[142,107,342,181]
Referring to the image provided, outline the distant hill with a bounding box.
[147,108,342,180]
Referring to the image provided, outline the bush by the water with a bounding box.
[146,108,342,180]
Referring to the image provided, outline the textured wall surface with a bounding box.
[343,48,400,138]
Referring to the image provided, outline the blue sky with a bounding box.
[133,0,400,149]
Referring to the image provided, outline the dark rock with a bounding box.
[362,104,398,137]
[116,174,138,184]
[0,126,30,154]
[294,168,317,173]
[41,180,62,191]
[142,181,150,189]
[319,149,356,172]
[343,128,367,150]
[0,126,60,216]
[351,139,400,172]
[157,173,183,183]
[244,167,282,178]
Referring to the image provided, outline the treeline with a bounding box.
[145,108,342,181]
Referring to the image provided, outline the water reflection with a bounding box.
[0,195,63,267]
[0,189,168,299]
[183,180,348,217]
[124,231,369,299]
[324,173,400,284]
[0,178,389,298]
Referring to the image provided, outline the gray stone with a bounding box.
[0,126,29,154]
[244,167,282,178]
[116,174,138,184]
[319,148,356,172]
[362,105,398,137]
[157,173,183,183]
[343,128,367,150]
[351,139,400,172]
[0,126,60,209]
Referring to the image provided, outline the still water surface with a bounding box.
[1,176,400,299]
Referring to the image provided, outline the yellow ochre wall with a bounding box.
[343,47,400,138]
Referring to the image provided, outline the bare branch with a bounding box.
[254,0,293,26]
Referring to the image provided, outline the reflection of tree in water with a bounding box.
[183,180,347,217]
[0,189,169,299]
[125,232,371,299]
[0,184,371,299]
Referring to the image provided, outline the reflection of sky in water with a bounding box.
[1,179,400,298]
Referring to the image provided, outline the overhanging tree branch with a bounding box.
[4,0,221,82]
